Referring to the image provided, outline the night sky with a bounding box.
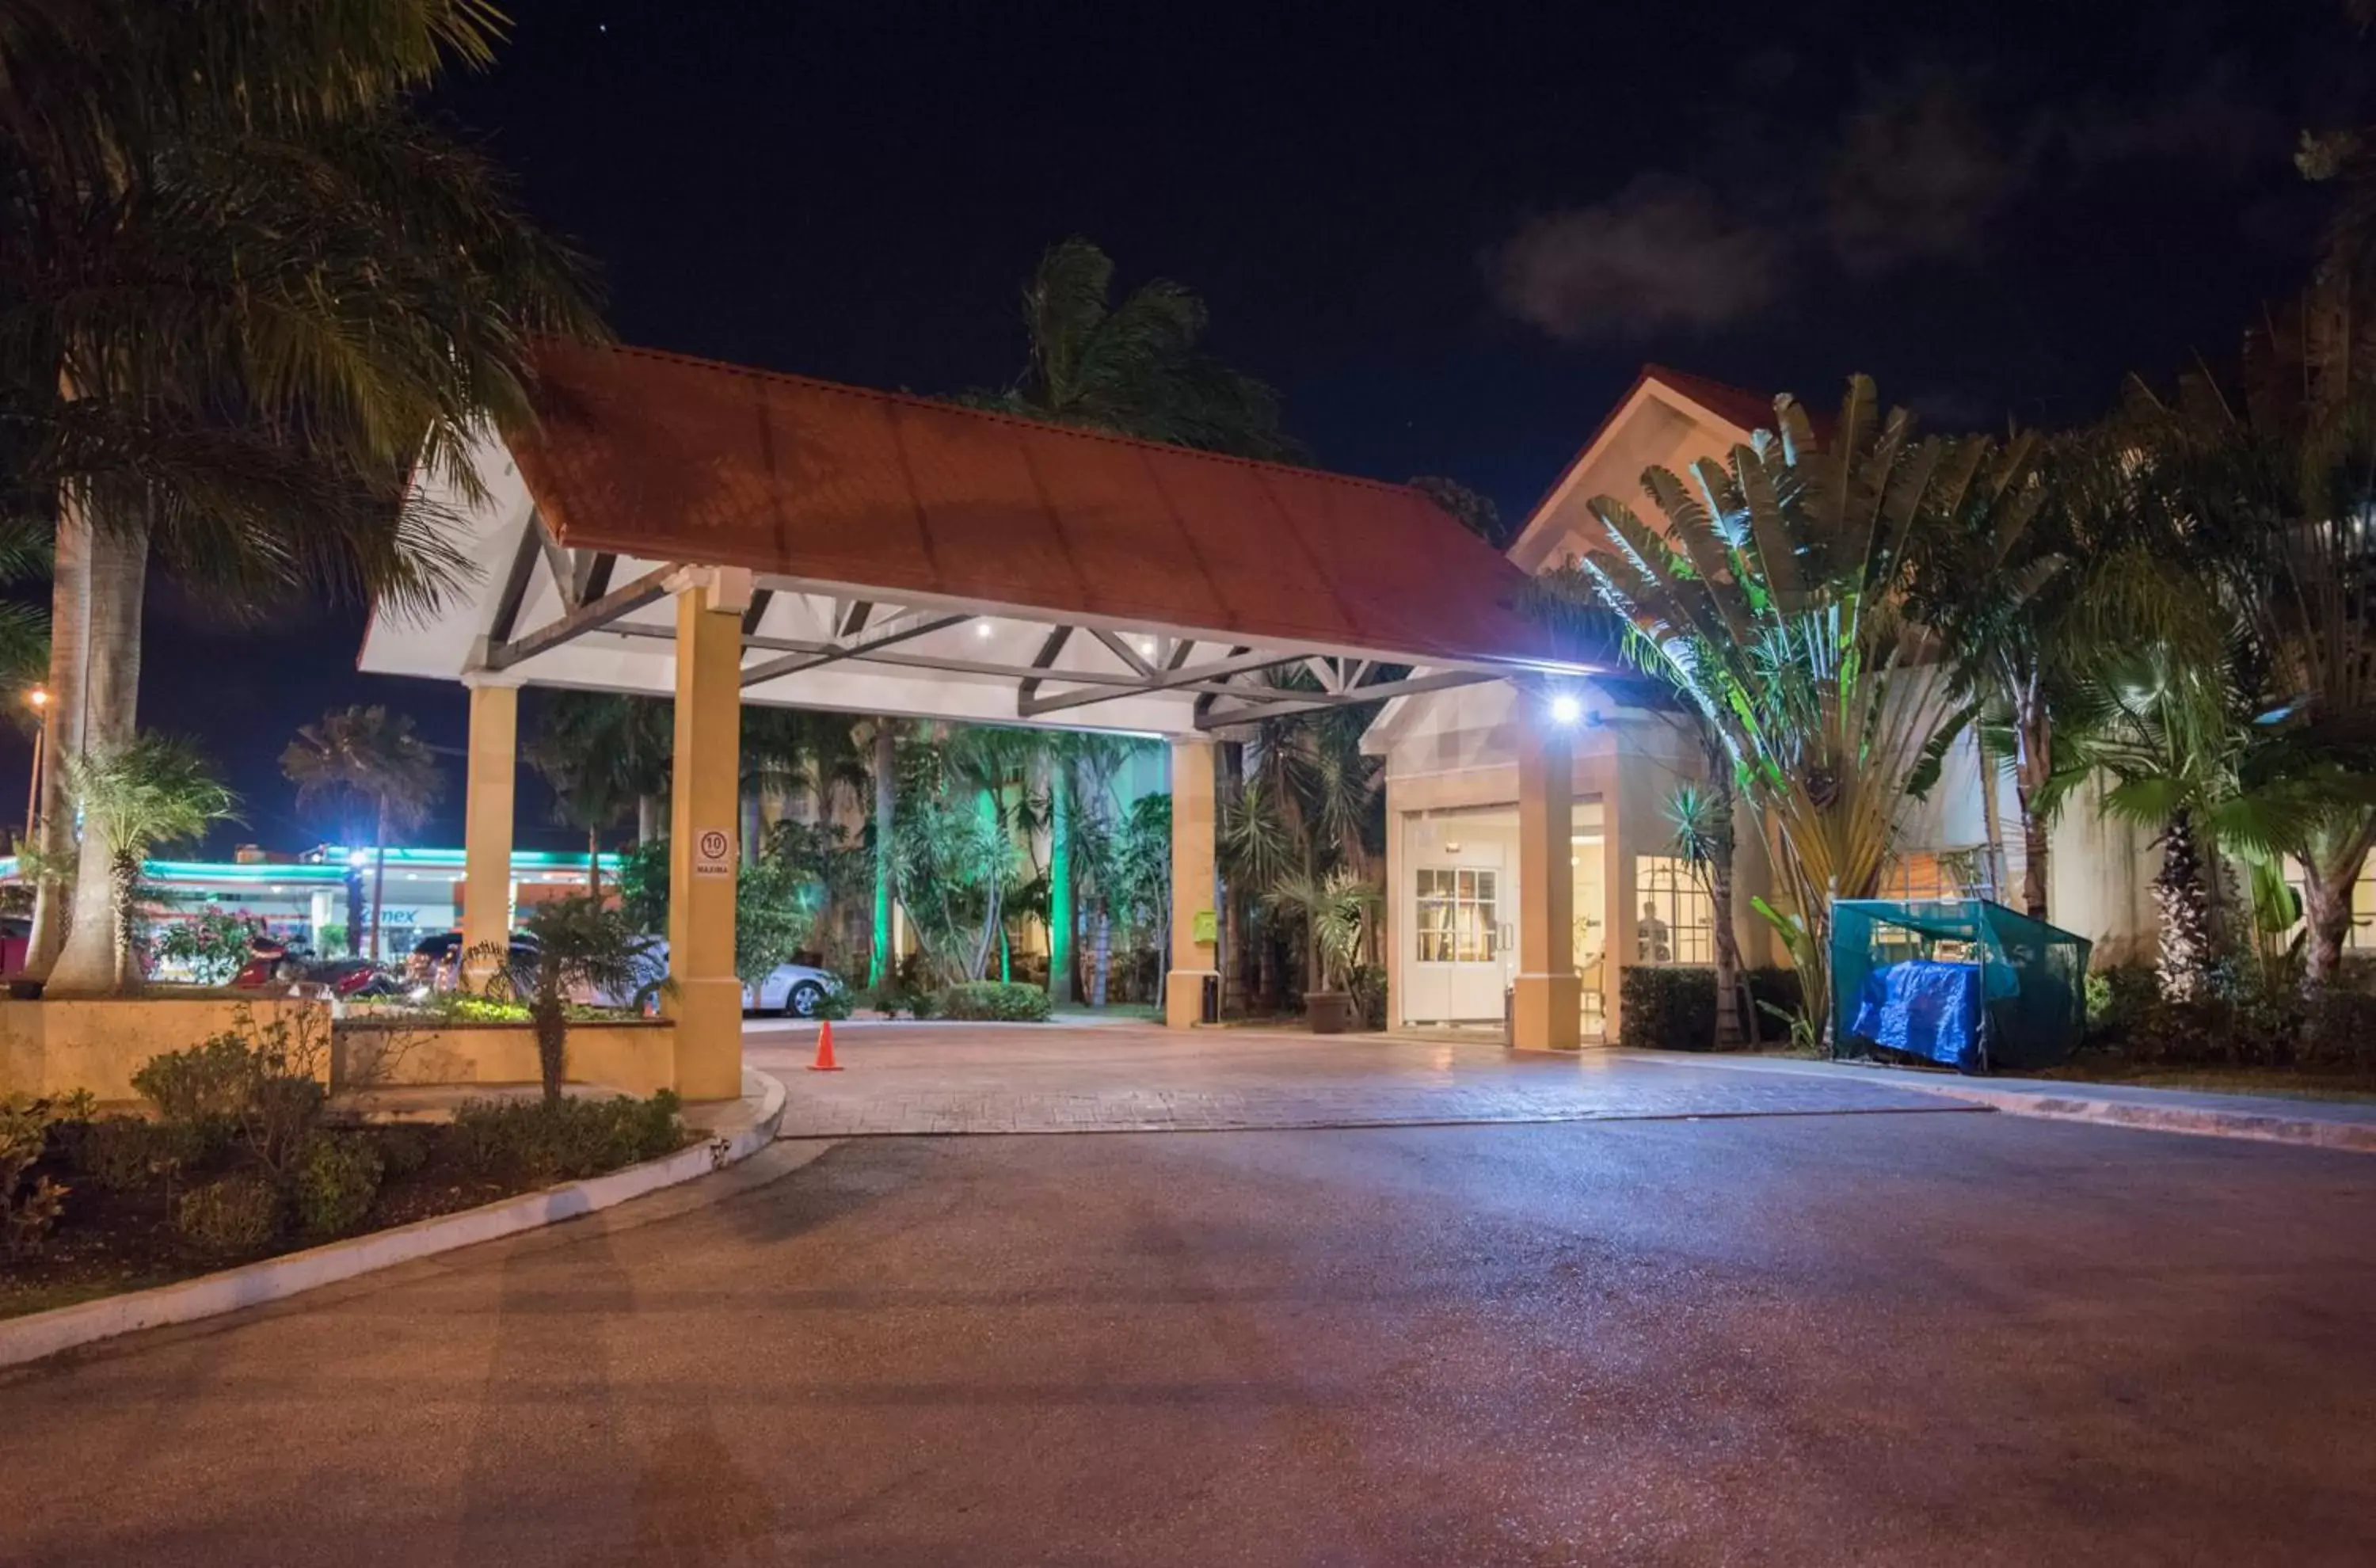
[43,0,2366,854]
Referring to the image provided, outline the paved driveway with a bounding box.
[744,1020,1966,1135]
[5,1113,2372,1565]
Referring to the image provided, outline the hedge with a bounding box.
[932,981,1053,1022]
[1618,965,1803,1052]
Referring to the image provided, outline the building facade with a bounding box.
[1363,368,2172,1040]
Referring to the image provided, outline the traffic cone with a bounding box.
[808,1018,843,1071]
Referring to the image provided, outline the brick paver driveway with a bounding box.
[744,1019,1970,1136]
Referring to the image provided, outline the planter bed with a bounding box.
[2,1114,697,1323]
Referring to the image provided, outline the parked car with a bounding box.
[584,939,843,1017]
[407,929,540,990]
[747,960,845,1018]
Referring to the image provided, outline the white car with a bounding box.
[586,939,843,1018]
[744,961,844,1018]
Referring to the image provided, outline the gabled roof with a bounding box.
[1517,366,1777,538]
[508,341,1583,672]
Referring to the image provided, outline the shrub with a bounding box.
[292,1134,384,1239]
[176,1174,280,1255]
[933,980,1053,1022]
[1,1096,67,1258]
[862,953,935,1018]
[451,1091,687,1184]
[1620,966,1718,1050]
[375,1125,432,1179]
[74,1116,173,1192]
[154,907,258,985]
[2083,965,2158,1047]
[133,1010,329,1183]
[2301,990,2376,1071]
[131,1033,254,1124]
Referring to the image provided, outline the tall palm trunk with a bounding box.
[2012,682,2052,920]
[2153,809,2215,1002]
[586,829,603,900]
[2302,815,2376,991]
[1090,911,1111,1007]
[47,518,148,994]
[637,794,660,845]
[107,849,142,992]
[868,723,895,988]
[1704,747,1746,1052]
[369,801,389,962]
[1046,757,1075,1005]
[27,512,89,976]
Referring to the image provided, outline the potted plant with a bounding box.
[1265,870,1381,1035]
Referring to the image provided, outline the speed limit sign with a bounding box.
[694,828,734,877]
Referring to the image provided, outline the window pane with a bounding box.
[1456,869,1476,900]
[1475,870,1497,909]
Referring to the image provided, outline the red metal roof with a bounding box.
[509,342,1579,668]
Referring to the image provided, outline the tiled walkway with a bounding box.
[744,1019,1972,1136]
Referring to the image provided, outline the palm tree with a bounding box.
[526,693,672,893]
[2114,280,2376,991]
[53,734,236,995]
[497,896,664,1109]
[1216,683,1383,1006]
[1,2,600,974]
[1548,378,2048,1045]
[1050,730,1152,1006]
[280,706,442,962]
[961,238,1298,461]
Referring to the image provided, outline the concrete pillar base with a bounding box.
[668,978,746,1101]
[1511,972,1583,1052]
[1164,969,1217,1029]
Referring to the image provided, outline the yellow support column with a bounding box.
[460,678,519,984]
[666,580,745,1101]
[1511,693,1582,1050]
[1164,736,1219,1028]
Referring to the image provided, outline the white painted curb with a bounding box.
[1906,1083,2376,1154]
[0,1071,787,1372]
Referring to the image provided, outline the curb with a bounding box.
[1902,1081,2376,1155]
[0,1070,788,1372]
[1614,1050,2376,1156]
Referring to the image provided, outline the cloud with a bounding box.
[1491,177,1788,341]
[1490,57,2291,345]
[1824,82,2026,272]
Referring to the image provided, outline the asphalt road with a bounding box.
[4,1113,2373,1566]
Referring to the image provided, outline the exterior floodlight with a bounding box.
[974,621,993,637]
[1548,692,1584,725]
[347,848,370,870]
[25,687,47,710]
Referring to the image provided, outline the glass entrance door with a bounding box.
[1411,863,1507,1022]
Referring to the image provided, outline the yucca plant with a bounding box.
[58,734,238,995]
[1261,869,1381,995]
[1545,378,2046,1045]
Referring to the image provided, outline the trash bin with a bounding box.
[1201,972,1220,1025]
[1503,984,1515,1046]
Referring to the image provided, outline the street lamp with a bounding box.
[21,687,48,847]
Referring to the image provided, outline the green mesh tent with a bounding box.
[1830,898,2091,1074]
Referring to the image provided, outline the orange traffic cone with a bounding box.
[808,1018,843,1071]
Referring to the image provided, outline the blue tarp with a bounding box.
[1849,959,1983,1071]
